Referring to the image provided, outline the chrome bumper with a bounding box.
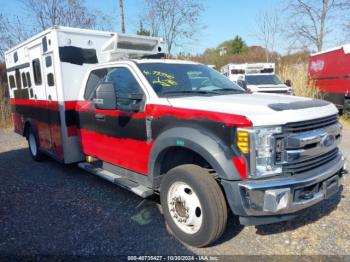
[238,152,346,216]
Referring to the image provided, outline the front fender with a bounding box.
[148,127,241,183]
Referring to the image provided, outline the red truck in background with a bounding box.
[308,45,350,115]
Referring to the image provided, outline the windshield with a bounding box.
[138,63,245,97]
[245,74,282,85]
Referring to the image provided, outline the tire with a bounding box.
[160,164,227,247]
[27,127,43,161]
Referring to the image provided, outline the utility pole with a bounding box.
[119,0,125,33]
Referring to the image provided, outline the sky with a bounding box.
[0,0,345,55]
[87,0,283,54]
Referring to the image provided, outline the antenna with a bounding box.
[101,33,166,61]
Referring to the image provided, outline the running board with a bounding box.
[78,162,154,198]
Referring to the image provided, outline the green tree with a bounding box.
[201,48,221,68]
[219,36,247,55]
[137,22,151,36]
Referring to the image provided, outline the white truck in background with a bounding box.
[221,63,292,95]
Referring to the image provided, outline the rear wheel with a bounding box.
[27,127,43,161]
[160,164,227,247]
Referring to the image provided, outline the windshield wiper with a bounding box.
[162,90,220,96]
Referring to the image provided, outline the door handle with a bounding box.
[95,114,105,121]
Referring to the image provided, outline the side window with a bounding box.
[106,67,143,99]
[26,72,32,87]
[45,56,52,67]
[47,73,54,86]
[15,69,22,89]
[13,52,18,63]
[22,72,28,87]
[9,75,16,88]
[32,59,42,85]
[84,68,108,100]
[42,37,48,53]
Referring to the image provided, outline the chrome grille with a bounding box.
[284,114,338,133]
[281,114,342,176]
[283,148,339,175]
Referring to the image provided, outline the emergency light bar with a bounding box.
[228,63,275,74]
[101,33,166,61]
[246,68,274,74]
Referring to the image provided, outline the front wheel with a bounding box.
[160,164,227,247]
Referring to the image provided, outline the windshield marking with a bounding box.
[143,70,178,87]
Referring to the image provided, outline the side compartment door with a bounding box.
[79,66,150,174]
[29,44,52,151]
[42,51,61,157]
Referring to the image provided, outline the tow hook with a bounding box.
[300,191,314,200]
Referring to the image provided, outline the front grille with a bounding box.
[284,114,338,133]
[283,148,339,175]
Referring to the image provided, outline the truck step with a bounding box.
[78,162,154,198]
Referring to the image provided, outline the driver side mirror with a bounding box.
[285,79,292,87]
[94,82,117,110]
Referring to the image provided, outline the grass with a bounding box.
[0,83,12,129]
[340,115,350,127]
[278,63,321,98]
[0,63,12,129]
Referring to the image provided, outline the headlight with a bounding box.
[237,126,283,178]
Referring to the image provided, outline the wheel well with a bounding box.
[153,147,214,190]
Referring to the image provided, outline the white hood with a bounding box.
[167,93,338,126]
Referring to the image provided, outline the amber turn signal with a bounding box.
[237,130,249,154]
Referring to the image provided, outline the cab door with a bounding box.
[79,66,150,174]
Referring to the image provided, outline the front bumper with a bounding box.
[222,152,346,225]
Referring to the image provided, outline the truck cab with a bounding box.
[221,63,292,95]
[6,27,347,248]
[77,58,345,246]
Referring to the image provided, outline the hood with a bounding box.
[167,93,338,126]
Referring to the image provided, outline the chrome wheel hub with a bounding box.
[167,181,202,234]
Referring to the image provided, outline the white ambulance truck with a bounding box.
[221,63,292,95]
[5,26,164,163]
[5,26,346,247]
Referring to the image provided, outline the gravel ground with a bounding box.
[0,126,349,257]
